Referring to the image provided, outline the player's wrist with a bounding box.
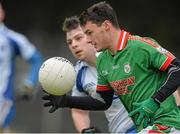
[56,94,68,108]
[151,97,160,108]
[81,127,101,133]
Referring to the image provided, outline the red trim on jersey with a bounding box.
[164,51,176,59]
[160,57,174,71]
[148,130,163,134]
[116,30,130,51]
[148,124,170,133]
[128,36,158,48]
[154,124,170,130]
[96,85,111,91]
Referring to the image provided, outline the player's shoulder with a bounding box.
[128,35,160,49]
[74,60,88,72]
[4,27,31,45]
[128,35,144,46]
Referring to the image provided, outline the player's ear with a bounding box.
[102,20,111,31]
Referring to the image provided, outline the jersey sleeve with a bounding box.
[155,47,175,71]
[96,53,112,92]
[25,51,42,87]
[136,37,176,71]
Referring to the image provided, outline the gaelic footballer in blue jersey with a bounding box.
[0,2,42,132]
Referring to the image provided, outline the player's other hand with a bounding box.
[81,127,101,133]
[17,85,33,101]
[42,91,66,113]
[129,98,159,128]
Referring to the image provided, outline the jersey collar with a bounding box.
[116,30,129,51]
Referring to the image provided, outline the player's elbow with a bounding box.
[95,90,114,110]
[104,101,112,110]
[29,51,43,65]
[97,100,112,110]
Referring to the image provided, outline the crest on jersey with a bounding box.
[124,63,131,74]
[102,70,109,76]
[156,46,168,54]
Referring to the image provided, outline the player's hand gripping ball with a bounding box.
[39,57,76,95]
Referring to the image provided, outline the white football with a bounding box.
[38,57,76,95]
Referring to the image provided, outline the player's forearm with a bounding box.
[26,51,43,87]
[65,96,109,110]
[152,58,180,105]
[63,90,114,110]
[71,109,90,132]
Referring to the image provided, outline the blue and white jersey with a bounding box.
[71,60,135,133]
[0,23,42,128]
[0,23,42,100]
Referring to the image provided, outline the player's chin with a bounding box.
[75,52,85,60]
[96,48,102,52]
[94,46,101,52]
[76,54,85,60]
[74,54,82,60]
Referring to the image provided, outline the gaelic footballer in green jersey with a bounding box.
[42,30,180,133]
[96,30,180,132]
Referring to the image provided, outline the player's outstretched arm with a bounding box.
[17,51,42,101]
[42,90,114,113]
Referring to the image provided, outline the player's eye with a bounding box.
[67,41,72,46]
[87,31,93,36]
[76,36,83,41]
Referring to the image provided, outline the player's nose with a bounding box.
[71,41,78,48]
[86,37,93,44]
[86,35,92,42]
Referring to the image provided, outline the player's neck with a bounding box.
[86,56,96,67]
[108,29,121,55]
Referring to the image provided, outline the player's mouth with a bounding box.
[91,42,96,47]
[94,43,97,49]
[75,50,82,54]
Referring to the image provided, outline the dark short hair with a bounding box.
[62,16,80,32]
[79,1,119,29]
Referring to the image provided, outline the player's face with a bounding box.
[66,26,96,61]
[82,21,109,52]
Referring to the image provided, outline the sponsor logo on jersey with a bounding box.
[112,65,119,69]
[124,63,131,74]
[156,46,168,54]
[110,76,135,95]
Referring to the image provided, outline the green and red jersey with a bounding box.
[96,30,180,131]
